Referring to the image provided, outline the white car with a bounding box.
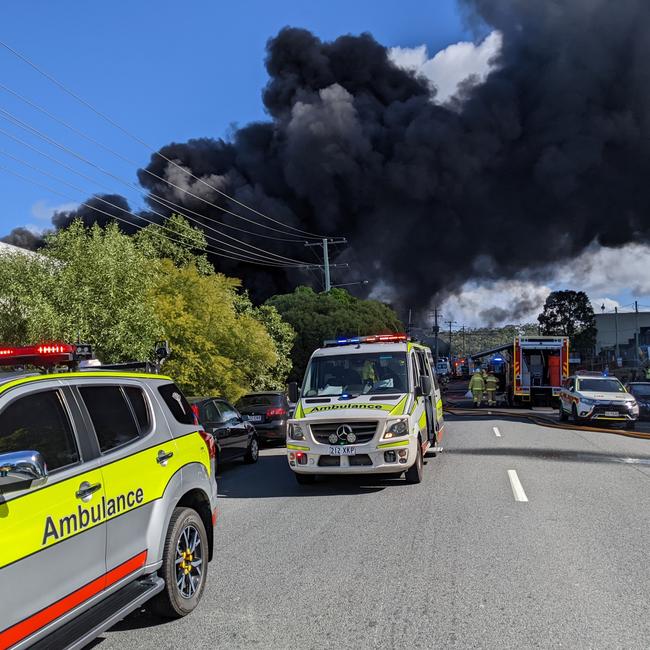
[559,373,639,429]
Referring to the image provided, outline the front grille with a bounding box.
[310,421,378,445]
[591,404,629,416]
[349,454,372,466]
[318,456,341,467]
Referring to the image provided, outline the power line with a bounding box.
[0,108,313,265]
[0,39,327,240]
[0,142,308,267]
[0,161,313,268]
[0,85,308,243]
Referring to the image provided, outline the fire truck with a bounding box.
[472,336,570,406]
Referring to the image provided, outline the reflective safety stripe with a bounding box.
[389,395,408,416]
[0,431,210,570]
[418,411,427,430]
[286,444,310,451]
[377,440,409,449]
[303,403,398,414]
[0,371,172,397]
[0,551,147,649]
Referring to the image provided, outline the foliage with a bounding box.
[152,261,279,400]
[234,291,296,390]
[266,286,403,380]
[0,222,160,361]
[437,323,540,358]
[135,213,212,274]
[538,290,596,351]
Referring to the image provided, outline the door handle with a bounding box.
[76,481,101,501]
[157,450,174,465]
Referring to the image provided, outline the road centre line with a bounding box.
[493,426,501,437]
[507,470,529,502]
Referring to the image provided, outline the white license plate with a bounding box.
[604,411,619,417]
[328,446,356,456]
[246,415,263,422]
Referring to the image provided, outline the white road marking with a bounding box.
[507,470,529,502]
[493,426,502,437]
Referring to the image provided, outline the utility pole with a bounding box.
[635,300,641,367]
[431,307,440,363]
[445,320,457,359]
[304,237,347,291]
[461,325,466,358]
[614,306,620,365]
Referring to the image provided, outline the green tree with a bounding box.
[153,261,278,399]
[266,286,403,380]
[538,290,596,351]
[135,213,212,274]
[234,291,296,390]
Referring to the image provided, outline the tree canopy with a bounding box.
[538,290,596,351]
[266,286,403,380]
[0,217,295,400]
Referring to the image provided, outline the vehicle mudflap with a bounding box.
[29,575,164,650]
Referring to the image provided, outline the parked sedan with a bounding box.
[235,391,290,444]
[625,382,650,419]
[189,396,259,465]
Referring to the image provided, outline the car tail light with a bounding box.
[199,430,216,459]
[191,404,201,425]
[266,407,287,418]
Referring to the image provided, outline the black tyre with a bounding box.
[384,472,404,479]
[626,421,636,431]
[559,405,568,422]
[295,472,316,485]
[244,435,259,464]
[151,507,208,619]
[405,440,423,484]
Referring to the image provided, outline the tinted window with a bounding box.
[158,383,194,424]
[630,384,650,397]
[236,394,282,408]
[577,378,625,393]
[124,386,151,433]
[216,401,239,422]
[80,386,139,452]
[203,401,221,423]
[0,390,79,471]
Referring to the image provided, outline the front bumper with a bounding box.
[577,403,639,422]
[286,437,419,474]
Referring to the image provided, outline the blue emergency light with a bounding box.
[324,333,409,347]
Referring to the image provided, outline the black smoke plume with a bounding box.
[53,1,650,306]
[1,227,44,250]
[51,194,146,233]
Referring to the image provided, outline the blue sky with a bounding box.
[0,0,468,235]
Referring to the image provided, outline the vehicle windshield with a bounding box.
[629,384,650,397]
[577,378,626,393]
[303,352,409,397]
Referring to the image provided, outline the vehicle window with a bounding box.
[0,390,79,472]
[576,378,625,393]
[203,401,221,422]
[124,386,151,433]
[630,384,650,397]
[216,401,240,422]
[303,352,409,397]
[80,386,139,453]
[158,383,195,425]
[236,394,281,408]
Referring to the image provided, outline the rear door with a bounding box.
[74,380,178,581]
[0,385,106,648]
[216,400,249,459]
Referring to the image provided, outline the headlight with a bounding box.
[383,418,409,439]
[627,400,639,410]
[289,423,306,440]
[581,398,597,406]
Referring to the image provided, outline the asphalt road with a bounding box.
[95,416,650,649]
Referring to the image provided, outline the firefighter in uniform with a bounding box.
[468,369,486,407]
[485,370,499,407]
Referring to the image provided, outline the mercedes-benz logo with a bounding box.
[336,424,356,444]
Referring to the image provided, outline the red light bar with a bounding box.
[0,342,76,367]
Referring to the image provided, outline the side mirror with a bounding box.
[0,451,48,493]
[420,375,433,396]
[288,381,299,404]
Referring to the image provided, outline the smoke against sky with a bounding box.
[4,0,650,320]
